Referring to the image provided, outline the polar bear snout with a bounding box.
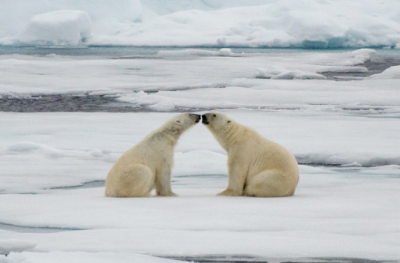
[190,114,201,123]
[201,114,209,124]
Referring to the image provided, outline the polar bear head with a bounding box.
[163,113,201,137]
[202,111,236,150]
[201,111,233,133]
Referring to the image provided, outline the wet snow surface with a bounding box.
[1,48,400,263]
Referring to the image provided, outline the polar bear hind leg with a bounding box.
[106,164,154,197]
[244,170,295,197]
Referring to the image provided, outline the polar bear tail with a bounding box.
[105,164,154,197]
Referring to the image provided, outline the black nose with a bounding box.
[202,114,209,124]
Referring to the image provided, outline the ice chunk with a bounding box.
[370,65,400,79]
[0,240,36,255]
[157,48,240,57]
[256,66,326,80]
[17,10,92,46]
[217,48,236,56]
[0,0,142,42]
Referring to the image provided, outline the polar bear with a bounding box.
[202,111,299,197]
[105,113,201,197]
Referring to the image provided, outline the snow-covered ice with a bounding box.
[1,109,400,260]
[1,0,400,48]
[1,2,400,261]
[17,10,92,46]
[1,45,400,261]
[2,110,399,193]
[0,251,183,263]
[0,0,142,45]
[0,48,376,95]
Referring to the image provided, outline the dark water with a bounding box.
[0,222,85,233]
[158,255,399,263]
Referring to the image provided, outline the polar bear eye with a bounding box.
[176,120,181,123]
[227,120,231,123]
[213,114,216,117]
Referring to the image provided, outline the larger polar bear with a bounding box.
[202,111,299,197]
[105,113,201,197]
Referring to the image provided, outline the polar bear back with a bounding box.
[117,133,173,170]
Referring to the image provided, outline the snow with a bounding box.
[0,0,142,45]
[1,47,400,261]
[1,111,400,194]
[1,0,400,48]
[0,170,399,259]
[17,10,92,46]
[0,49,376,94]
[118,78,400,112]
[1,252,182,263]
[0,5,399,263]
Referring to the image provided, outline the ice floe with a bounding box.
[157,48,241,57]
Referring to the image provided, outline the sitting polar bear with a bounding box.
[105,113,201,197]
[202,111,299,197]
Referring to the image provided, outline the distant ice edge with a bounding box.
[0,0,400,48]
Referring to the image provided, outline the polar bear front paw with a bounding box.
[217,189,241,196]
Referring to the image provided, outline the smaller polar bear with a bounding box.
[202,111,299,197]
[105,113,201,197]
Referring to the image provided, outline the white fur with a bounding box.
[202,111,299,197]
[105,113,200,197]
